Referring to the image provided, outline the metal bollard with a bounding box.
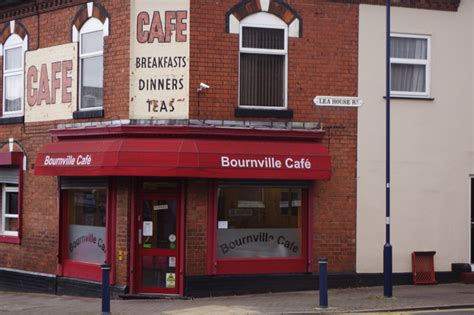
[101,263,111,315]
[318,257,328,308]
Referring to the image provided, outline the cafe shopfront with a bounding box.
[34,124,331,296]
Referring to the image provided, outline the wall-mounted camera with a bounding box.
[197,82,210,93]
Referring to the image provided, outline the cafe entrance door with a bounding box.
[135,187,182,294]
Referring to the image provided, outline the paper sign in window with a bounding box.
[169,256,176,267]
[218,221,228,229]
[153,204,168,211]
[143,221,153,236]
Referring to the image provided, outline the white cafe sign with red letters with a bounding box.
[25,43,78,122]
[129,0,190,120]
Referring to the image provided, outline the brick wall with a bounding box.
[185,179,209,276]
[115,177,131,286]
[0,0,130,275]
[188,0,358,273]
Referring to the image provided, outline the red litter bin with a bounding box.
[411,251,437,285]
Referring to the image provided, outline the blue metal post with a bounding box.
[318,257,328,308]
[384,0,393,298]
[101,263,111,315]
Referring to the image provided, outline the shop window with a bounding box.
[214,182,308,274]
[390,34,431,97]
[79,18,104,111]
[0,167,19,238]
[3,34,27,117]
[66,189,106,264]
[60,177,108,281]
[239,13,287,109]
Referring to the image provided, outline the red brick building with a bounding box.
[0,0,360,297]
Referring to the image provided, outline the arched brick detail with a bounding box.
[232,0,261,21]
[0,20,28,45]
[225,0,302,37]
[72,2,110,32]
[268,1,297,24]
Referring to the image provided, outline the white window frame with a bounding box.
[238,12,288,109]
[2,34,27,117]
[1,184,19,237]
[390,33,431,98]
[79,18,104,111]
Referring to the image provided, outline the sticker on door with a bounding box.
[166,273,176,288]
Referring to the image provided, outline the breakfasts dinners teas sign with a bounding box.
[130,0,190,120]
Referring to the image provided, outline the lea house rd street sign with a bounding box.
[314,96,363,107]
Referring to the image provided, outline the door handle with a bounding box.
[138,229,142,245]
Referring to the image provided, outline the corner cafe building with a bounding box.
[33,124,331,296]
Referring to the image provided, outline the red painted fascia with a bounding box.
[50,125,326,142]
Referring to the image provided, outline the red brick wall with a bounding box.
[115,177,131,286]
[188,0,358,273]
[185,179,209,276]
[0,0,130,275]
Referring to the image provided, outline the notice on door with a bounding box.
[143,221,153,236]
[169,256,176,267]
[166,273,176,288]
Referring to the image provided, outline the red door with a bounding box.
[136,193,180,294]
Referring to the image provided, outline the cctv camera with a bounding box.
[197,82,210,92]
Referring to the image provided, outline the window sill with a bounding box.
[235,108,293,119]
[73,109,104,119]
[384,96,435,101]
[0,116,24,125]
[0,235,20,244]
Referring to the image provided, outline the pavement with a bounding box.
[1,283,474,314]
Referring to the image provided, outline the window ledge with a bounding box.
[235,108,293,119]
[73,109,104,119]
[0,235,20,244]
[0,116,24,125]
[384,96,435,101]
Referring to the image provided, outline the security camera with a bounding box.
[197,82,210,92]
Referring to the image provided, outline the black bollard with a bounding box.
[101,263,111,315]
[318,257,328,308]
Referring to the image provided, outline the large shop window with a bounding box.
[79,18,104,111]
[60,177,108,281]
[239,14,288,109]
[3,34,27,117]
[0,167,20,240]
[390,34,431,98]
[214,182,308,274]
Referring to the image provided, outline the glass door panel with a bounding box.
[138,197,179,293]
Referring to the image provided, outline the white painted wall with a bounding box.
[357,2,473,273]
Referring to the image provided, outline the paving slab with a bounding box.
[0,283,473,314]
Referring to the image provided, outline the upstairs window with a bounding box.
[79,18,104,110]
[3,34,26,116]
[390,34,431,97]
[239,14,288,109]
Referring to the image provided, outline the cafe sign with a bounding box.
[130,0,190,119]
[25,43,77,122]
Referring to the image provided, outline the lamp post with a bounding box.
[384,0,393,298]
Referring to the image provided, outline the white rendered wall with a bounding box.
[357,2,473,273]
